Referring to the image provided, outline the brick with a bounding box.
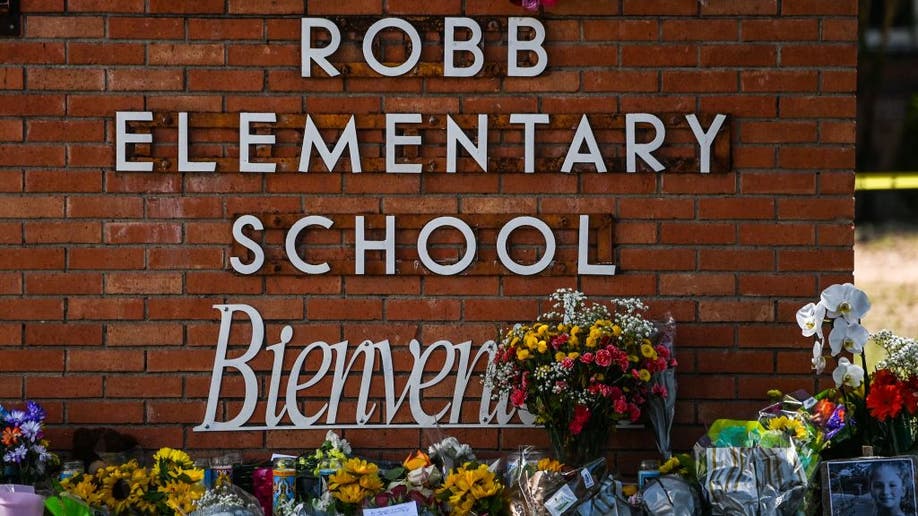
[189,19,264,40]
[68,401,143,424]
[106,375,183,397]
[699,249,774,271]
[108,69,184,91]
[660,273,735,296]
[67,196,144,218]
[26,322,102,345]
[740,121,817,143]
[0,94,65,116]
[583,70,658,92]
[741,172,816,194]
[68,42,145,65]
[742,19,819,42]
[663,71,736,92]
[782,45,857,67]
[621,45,697,67]
[149,248,224,269]
[619,198,693,219]
[69,247,145,270]
[0,68,23,89]
[104,222,182,244]
[662,20,738,41]
[306,298,382,320]
[68,297,145,320]
[822,19,858,42]
[25,375,102,399]
[69,350,144,371]
[778,249,852,271]
[0,350,64,372]
[0,377,21,398]
[149,0,225,13]
[106,272,182,294]
[698,301,773,322]
[108,17,184,39]
[107,322,183,346]
[149,44,225,66]
[739,223,814,245]
[701,45,777,67]
[25,272,102,294]
[583,20,657,41]
[147,95,224,111]
[699,198,774,219]
[0,42,65,64]
[821,70,857,93]
[0,144,65,167]
[779,198,853,220]
[187,272,263,294]
[623,0,697,15]
[67,94,144,116]
[779,147,854,169]
[782,0,857,15]
[0,195,63,217]
[0,120,23,141]
[0,272,21,293]
[228,0,303,14]
[25,221,101,243]
[147,349,220,371]
[228,43,298,66]
[741,70,818,92]
[28,16,105,38]
[68,0,144,12]
[386,299,461,321]
[740,273,816,296]
[701,0,777,15]
[0,249,65,270]
[27,121,104,143]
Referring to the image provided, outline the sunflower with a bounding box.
[160,478,204,515]
[98,462,146,514]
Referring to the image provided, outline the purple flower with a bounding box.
[19,420,42,441]
[25,401,45,422]
[31,443,50,462]
[3,445,27,464]
[6,410,26,426]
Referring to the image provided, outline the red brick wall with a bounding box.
[0,0,857,470]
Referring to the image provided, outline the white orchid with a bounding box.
[820,283,871,323]
[811,342,826,374]
[796,302,827,339]
[832,357,864,388]
[828,318,869,355]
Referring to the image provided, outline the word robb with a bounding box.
[195,304,532,431]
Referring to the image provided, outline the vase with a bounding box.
[0,491,44,516]
[545,418,608,467]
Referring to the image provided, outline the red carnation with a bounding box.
[569,405,591,436]
[510,388,527,407]
[595,349,612,367]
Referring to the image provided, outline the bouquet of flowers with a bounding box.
[0,400,59,485]
[298,430,352,477]
[865,330,918,454]
[61,447,204,515]
[485,288,676,465]
[363,451,442,513]
[436,462,506,516]
[326,458,384,515]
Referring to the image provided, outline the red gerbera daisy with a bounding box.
[867,383,904,420]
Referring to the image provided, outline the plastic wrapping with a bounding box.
[189,482,265,516]
[509,457,607,516]
[641,475,700,516]
[646,315,678,459]
[694,420,808,516]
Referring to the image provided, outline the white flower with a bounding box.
[820,283,870,323]
[832,357,864,388]
[796,302,827,339]
[828,318,869,355]
[811,342,826,374]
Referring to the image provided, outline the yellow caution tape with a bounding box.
[855,172,918,190]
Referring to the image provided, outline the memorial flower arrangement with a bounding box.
[865,330,918,453]
[60,447,204,515]
[485,288,676,465]
[365,450,442,512]
[326,457,385,514]
[0,400,59,485]
[298,430,352,476]
[435,462,506,516]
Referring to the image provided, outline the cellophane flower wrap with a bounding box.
[60,447,204,515]
[484,288,676,465]
[0,400,59,485]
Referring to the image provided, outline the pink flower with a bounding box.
[608,386,622,399]
[510,388,527,407]
[595,349,612,367]
[561,358,574,369]
[628,403,641,422]
[614,397,627,414]
[579,352,594,364]
[551,334,568,349]
[569,405,591,436]
[656,345,670,360]
[652,384,668,398]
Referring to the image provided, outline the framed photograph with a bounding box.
[822,456,918,516]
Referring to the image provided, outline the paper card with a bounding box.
[362,501,420,516]
[545,484,578,516]
[580,467,595,489]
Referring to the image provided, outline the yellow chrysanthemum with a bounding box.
[516,348,531,360]
[536,324,549,337]
[658,457,681,475]
[638,369,651,382]
[161,478,204,515]
[555,351,566,362]
[333,483,366,504]
[567,351,580,360]
[536,458,564,472]
[767,415,808,440]
[437,463,503,516]
[640,343,657,359]
[536,340,548,354]
[612,325,622,337]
